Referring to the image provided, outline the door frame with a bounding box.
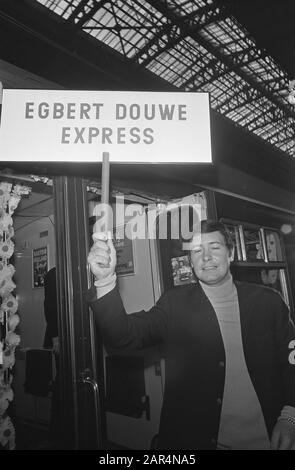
[53,175,105,449]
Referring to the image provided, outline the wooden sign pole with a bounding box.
[101,151,110,206]
[100,151,111,234]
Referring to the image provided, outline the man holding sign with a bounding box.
[87,220,295,450]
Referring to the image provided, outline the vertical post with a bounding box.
[101,152,110,206]
[94,151,112,233]
[54,176,105,449]
[0,82,3,116]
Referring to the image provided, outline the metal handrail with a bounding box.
[81,369,103,449]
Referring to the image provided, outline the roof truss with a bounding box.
[35,0,295,157]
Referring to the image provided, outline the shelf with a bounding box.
[232,262,286,268]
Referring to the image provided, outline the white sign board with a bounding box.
[0,90,212,163]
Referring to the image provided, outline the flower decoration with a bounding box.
[12,184,31,197]
[0,180,31,450]
[8,314,20,332]
[0,387,13,415]
[0,183,12,211]
[0,276,16,298]
[2,349,16,369]
[0,416,16,450]
[0,213,13,232]
[30,175,52,186]
[8,195,21,216]
[287,79,295,105]
[0,240,14,260]
[5,332,21,348]
[0,263,15,280]
[0,294,18,315]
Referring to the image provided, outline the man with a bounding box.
[87,220,295,450]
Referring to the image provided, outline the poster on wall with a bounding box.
[32,246,48,288]
[171,255,196,287]
[113,226,135,276]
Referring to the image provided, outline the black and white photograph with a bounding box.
[0,0,295,457]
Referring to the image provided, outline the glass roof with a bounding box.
[36,0,295,157]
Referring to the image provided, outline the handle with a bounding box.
[80,368,103,448]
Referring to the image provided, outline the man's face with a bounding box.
[190,231,232,286]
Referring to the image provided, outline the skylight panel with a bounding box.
[32,0,295,157]
[173,0,207,16]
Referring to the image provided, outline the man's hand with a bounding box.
[87,231,117,281]
[270,419,295,450]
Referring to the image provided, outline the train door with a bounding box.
[1,173,100,450]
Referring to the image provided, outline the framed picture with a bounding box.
[32,246,48,288]
[264,229,284,262]
[241,227,265,262]
[171,254,196,287]
[219,219,242,261]
[224,223,242,261]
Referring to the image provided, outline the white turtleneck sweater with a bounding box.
[200,275,270,450]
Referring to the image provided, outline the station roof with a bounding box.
[30,0,295,158]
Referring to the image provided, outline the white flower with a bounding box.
[0,276,16,297]
[2,349,15,369]
[0,416,15,449]
[6,332,20,348]
[0,183,12,212]
[287,90,295,105]
[0,213,13,232]
[0,399,9,415]
[13,184,31,196]
[0,240,14,260]
[0,263,15,282]
[0,386,14,402]
[0,293,18,315]
[8,314,20,332]
[8,195,21,215]
[0,262,16,296]
[0,387,13,415]
[0,182,12,193]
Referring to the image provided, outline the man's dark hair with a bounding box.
[200,220,234,253]
[185,219,234,254]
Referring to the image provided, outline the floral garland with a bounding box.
[287,79,295,105]
[0,181,31,450]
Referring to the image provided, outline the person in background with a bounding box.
[87,220,295,450]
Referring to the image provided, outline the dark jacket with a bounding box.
[88,281,295,450]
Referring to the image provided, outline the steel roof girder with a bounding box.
[132,1,226,66]
[144,0,295,121]
[219,87,260,114]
